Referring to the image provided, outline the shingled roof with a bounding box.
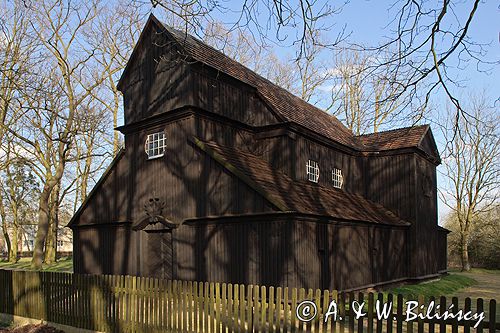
[156,19,359,148]
[193,137,409,226]
[356,125,430,151]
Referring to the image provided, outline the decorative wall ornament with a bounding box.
[132,197,180,231]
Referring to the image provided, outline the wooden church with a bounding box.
[68,15,448,291]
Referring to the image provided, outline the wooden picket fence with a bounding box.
[0,269,498,332]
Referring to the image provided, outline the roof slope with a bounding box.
[193,138,409,226]
[157,19,359,148]
[356,125,430,151]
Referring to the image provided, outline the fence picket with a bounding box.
[339,292,345,333]
[376,293,383,333]
[451,296,459,333]
[291,287,298,333]
[348,292,355,332]
[215,283,221,333]
[283,287,291,332]
[428,296,435,333]
[239,284,245,332]
[488,299,496,333]
[417,294,424,333]
[463,297,471,333]
[357,292,364,333]
[439,296,446,333]
[477,298,484,333]
[396,294,402,333]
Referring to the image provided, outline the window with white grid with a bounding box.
[306,160,320,183]
[145,131,166,159]
[332,168,343,189]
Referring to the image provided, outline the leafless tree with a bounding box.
[86,2,145,155]
[203,20,333,106]
[351,0,491,132]
[150,0,346,58]
[440,94,500,271]
[330,49,411,134]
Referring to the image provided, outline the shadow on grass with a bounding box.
[0,258,72,273]
[383,273,477,300]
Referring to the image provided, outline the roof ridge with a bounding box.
[356,124,429,137]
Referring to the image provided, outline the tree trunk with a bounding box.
[9,226,18,262]
[1,223,13,262]
[460,233,471,271]
[44,182,60,264]
[31,180,54,269]
[0,198,14,262]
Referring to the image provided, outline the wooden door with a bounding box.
[146,231,173,280]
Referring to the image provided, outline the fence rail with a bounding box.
[0,269,497,333]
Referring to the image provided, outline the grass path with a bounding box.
[453,269,500,301]
[452,270,500,322]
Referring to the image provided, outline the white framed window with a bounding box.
[332,168,343,189]
[306,160,320,183]
[145,131,166,159]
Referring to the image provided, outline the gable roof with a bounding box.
[357,125,441,163]
[356,125,430,150]
[192,137,409,226]
[142,15,359,149]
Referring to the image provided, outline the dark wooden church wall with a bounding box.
[192,114,255,148]
[419,129,439,162]
[73,224,136,276]
[120,22,193,125]
[328,224,371,290]
[174,217,297,288]
[190,65,279,127]
[124,116,275,223]
[437,229,448,272]
[76,152,131,225]
[326,224,407,291]
[293,136,363,194]
[143,230,174,280]
[173,217,409,291]
[364,154,416,223]
[371,226,407,283]
[411,154,439,277]
[252,136,294,177]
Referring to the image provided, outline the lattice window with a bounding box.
[306,160,320,183]
[332,168,343,189]
[145,131,166,159]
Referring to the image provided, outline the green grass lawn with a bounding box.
[0,256,73,272]
[384,272,477,300]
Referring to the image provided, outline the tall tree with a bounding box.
[440,94,500,271]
